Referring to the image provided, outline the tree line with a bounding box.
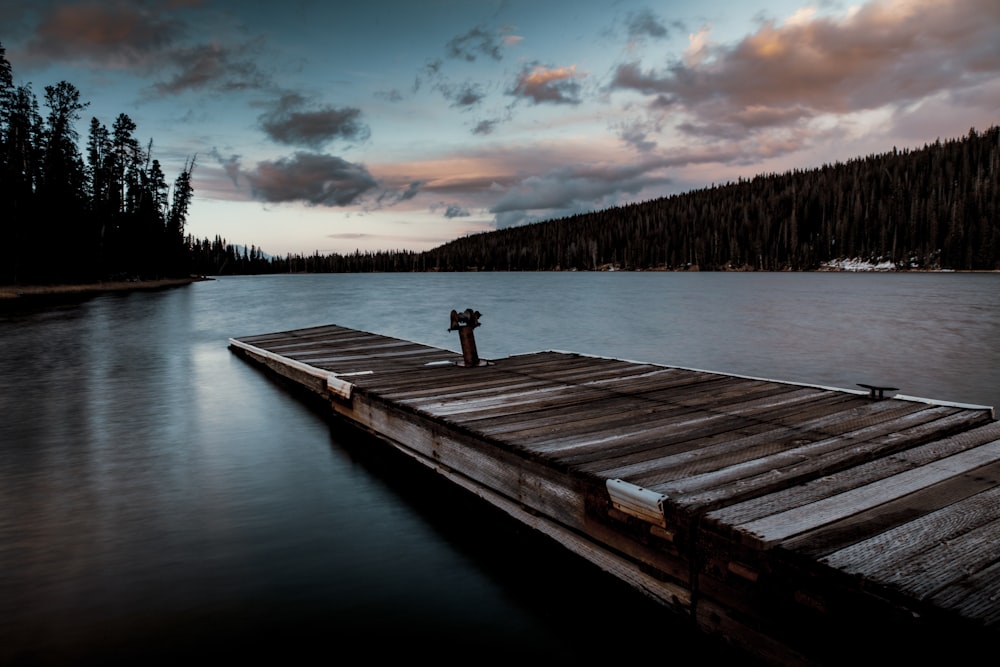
[1,42,195,285]
[201,124,999,275]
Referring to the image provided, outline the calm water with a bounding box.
[2,272,997,665]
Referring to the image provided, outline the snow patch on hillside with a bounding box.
[821,258,897,272]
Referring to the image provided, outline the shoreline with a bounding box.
[0,276,210,302]
[1,268,994,305]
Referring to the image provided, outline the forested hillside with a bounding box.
[1,43,195,285]
[424,126,1000,272]
[221,124,998,274]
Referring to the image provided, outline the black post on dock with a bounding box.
[449,308,483,367]
[857,383,899,400]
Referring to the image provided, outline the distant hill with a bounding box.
[198,125,999,275]
[420,125,999,272]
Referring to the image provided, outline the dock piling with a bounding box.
[448,308,483,367]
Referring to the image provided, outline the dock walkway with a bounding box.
[229,322,1000,665]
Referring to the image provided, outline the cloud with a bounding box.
[428,201,472,218]
[396,181,422,202]
[208,147,242,187]
[21,1,183,67]
[153,41,270,95]
[610,0,1000,138]
[375,180,424,207]
[444,204,470,218]
[327,233,373,240]
[437,81,486,109]
[477,135,818,228]
[472,119,499,135]
[244,152,377,206]
[15,2,271,96]
[613,116,663,152]
[626,9,670,40]
[375,88,404,102]
[258,93,370,148]
[674,104,813,139]
[489,160,672,227]
[415,57,489,111]
[446,26,503,61]
[509,63,583,105]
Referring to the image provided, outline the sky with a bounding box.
[3,0,999,257]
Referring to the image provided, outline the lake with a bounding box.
[2,272,997,665]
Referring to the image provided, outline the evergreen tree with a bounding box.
[39,81,89,280]
[166,157,196,275]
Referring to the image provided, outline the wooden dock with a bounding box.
[229,321,1000,665]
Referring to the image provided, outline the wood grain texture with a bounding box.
[230,324,1000,664]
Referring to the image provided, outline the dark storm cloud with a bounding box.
[259,93,370,149]
[509,63,582,105]
[244,152,377,207]
[446,26,503,62]
[611,0,1000,139]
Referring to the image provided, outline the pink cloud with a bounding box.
[510,63,584,104]
[612,0,1000,137]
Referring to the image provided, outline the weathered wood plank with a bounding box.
[821,481,1000,584]
[584,394,880,481]
[782,458,1000,558]
[928,551,1000,625]
[659,408,992,514]
[546,391,861,465]
[271,337,415,355]
[468,393,694,436]
[478,400,703,443]
[705,421,1000,529]
[411,382,613,419]
[879,509,1000,602]
[737,440,1000,547]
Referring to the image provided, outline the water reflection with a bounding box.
[2,273,996,665]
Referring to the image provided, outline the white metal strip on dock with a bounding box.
[227,337,354,399]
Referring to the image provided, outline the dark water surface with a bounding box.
[2,273,997,665]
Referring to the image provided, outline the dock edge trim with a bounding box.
[227,337,354,400]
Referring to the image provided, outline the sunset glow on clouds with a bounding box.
[2,0,998,256]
